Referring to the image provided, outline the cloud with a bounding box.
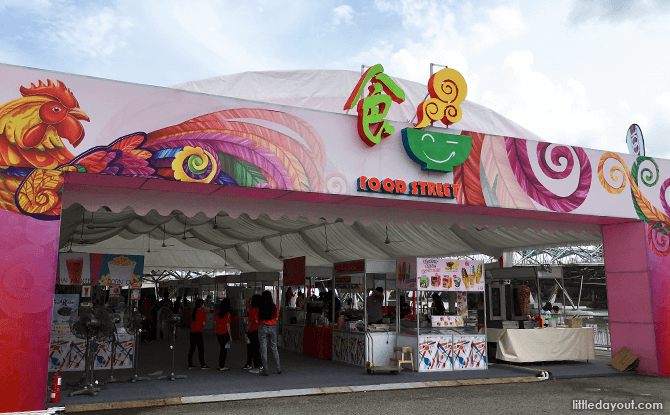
[568,0,670,24]
[656,92,670,116]
[332,5,354,25]
[56,7,133,59]
[481,50,610,149]
[471,6,527,52]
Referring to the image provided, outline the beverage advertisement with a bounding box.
[91,254,144,287]
[397,257,484,292]
[57,253,91,285]
[52,294,79,323]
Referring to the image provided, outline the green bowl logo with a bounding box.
[402,128,472,172]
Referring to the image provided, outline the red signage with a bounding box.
[215,275,227,283]
[283,256,306,286]
[333,260,365,275]
[334,276,351,284]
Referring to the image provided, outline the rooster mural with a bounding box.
[0,80,327,220]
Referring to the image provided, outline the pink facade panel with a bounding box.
[603,222,650,273]
[605,272,654,324]
[0,210,60,412]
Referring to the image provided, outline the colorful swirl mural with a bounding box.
[599,152,670,255]
[0,81,328,221]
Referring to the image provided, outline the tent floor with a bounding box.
[47,328,629,408]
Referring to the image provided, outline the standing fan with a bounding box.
[68,306,114,396]
[157,309,187,381]
[102,313,123,384]
[123,306,150,383]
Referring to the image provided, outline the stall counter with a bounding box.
[49,332,134,372]
[333,329,397,367]
[397,332,487,371]
[487,327,595,363]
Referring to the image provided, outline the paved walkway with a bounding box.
[46,328,628,413]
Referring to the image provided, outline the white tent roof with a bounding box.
[171,70,544,142]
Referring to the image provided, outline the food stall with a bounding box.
[280,263,333,358]
[396,257,487,372]
[485,266,595,363]
[331,259,397,367]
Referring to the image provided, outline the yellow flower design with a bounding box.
[171,146,217,183]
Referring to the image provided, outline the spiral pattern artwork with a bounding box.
[15,169,63,218]
[172,146,217,183]
[506,138,591,212]
[648,222,670,256]
[326,173,350,195]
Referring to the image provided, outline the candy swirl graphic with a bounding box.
[171,146,218,183]
[506,138,591,212]
[16,169,63,217]
[326,173,350,194]
[648,222,670,256]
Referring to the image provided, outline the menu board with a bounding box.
[431,315,464,327]
[397,257,484,291]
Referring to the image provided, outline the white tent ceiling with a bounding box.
[60,204,602,273]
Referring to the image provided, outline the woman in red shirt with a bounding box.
[257,290,281,376]
[245,294,262,371]
[188,299,209,369]
[215,298,233,371]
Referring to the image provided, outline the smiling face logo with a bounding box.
[401,128,472,172]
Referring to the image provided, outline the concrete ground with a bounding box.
[48,328,633,413]
[81,375,670,415]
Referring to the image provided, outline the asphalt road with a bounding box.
[92,375,668,415]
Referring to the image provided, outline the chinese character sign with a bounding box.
[344,64,405,147]
[415,68,467,128]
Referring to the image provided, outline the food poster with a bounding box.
[57,253,92,285]
[419,335,453,371]
[52,294,79,323]
[432,315,464,327]
[457,292,468,316]
[453,335,487,370]
[91,254,144,287]
[398,258,484,292]
[396,257,417,290]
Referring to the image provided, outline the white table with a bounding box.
[487,327,595,363]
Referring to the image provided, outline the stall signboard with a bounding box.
[283,256,306,286]
[52,294,79,323]
[397,257,484,291]
[57,253,91,285]
[91,254,144,287]
[333,260,365,275]
[215,275,227,283]
[432,315,464,328]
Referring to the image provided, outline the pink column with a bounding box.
[603,221,670,376]
[0,209,60,412]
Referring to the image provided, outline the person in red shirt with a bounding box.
[215,298,233,371]
[256,290,281,376]
[245,295,262,371]
[188,298,209,369]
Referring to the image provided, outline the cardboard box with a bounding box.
[610,346,638,371]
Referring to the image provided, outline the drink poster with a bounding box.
[91,254,144,287]
[58,253,91,285]
[52,294,79,323]
[397,257,484,292]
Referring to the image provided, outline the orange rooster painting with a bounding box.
[0,79,327,220]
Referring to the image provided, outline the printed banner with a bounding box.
[52,294,79,323]
[92,254,144,287]
[283,256,306,286]
[397,257,484,292]
[58,253,91,285]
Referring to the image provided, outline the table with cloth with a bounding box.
[487,327,595,363]
[302,326,333,359]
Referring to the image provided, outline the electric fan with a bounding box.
[68,306,114,396]
[123,305,150,383]
[157,309,187,381]
[102,313,123,384]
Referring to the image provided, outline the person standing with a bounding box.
[215,298,232,371]
[255,291,281,376]
[188,298,209,369]
[366,287,384,324]
[245,294,262,371]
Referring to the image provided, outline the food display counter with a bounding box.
[487,327,595,363]
[396,257,488,372]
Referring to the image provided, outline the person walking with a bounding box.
[215,298,233,371]
[187,298,210,369]
[245,294,262,371]
[256,290,281,376]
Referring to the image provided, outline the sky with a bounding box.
[1,0,670,157]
